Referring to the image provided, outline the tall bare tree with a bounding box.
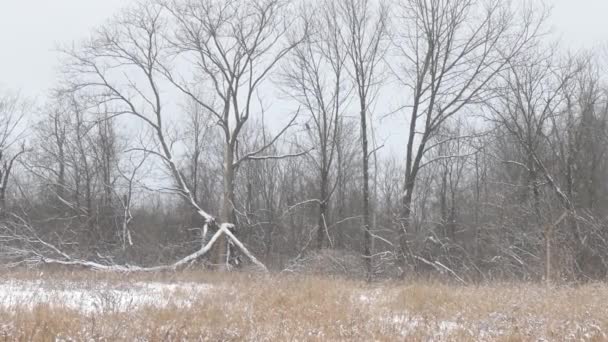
[281,0,350,250]
[391,0,546,272]
[337,0,388,280]
[160,0,305,267]
[488,46,582,281]
[62,1,266,270]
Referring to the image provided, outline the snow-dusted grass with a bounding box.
[0,279,212,314]
[0,270,606,341]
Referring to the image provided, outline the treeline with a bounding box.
[1,0,607,282]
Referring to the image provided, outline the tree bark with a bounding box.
[360,102,372,282]
[317,170,329,250]
[215,142,236,269]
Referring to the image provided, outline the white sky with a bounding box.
[0,0,132,98]
[0,0,606,101]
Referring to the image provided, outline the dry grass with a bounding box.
[0,269,605,341]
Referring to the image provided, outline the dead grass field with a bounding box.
[0,270,605,341]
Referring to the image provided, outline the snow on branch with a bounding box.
[233,107,301,167]
[244,148,313,161]
[0,218,268,273]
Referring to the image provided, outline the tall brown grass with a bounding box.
[0,269,605,341]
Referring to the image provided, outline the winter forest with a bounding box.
[1,0,608,286]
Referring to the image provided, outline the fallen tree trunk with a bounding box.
[0,219,268,273]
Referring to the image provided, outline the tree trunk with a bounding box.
[264,220,274,264]
[399,186,415,274]
[474,153,482,264]
[448,189,457,240]
[335,119,345,249]
[214,143,235,269]
[0,166,6,217]
[57,145,66,201]
[317,171,329,250]
[530,167,542,228]
[545,223,552,284]
[440,167,448,237]
[360,104,372,281]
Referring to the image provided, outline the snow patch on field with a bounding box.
[353,288,607,341]
[382,312,464,339]
[0,280,212,313]
[378,310,608,341]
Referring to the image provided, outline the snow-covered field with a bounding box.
[0,280,213,314]
[0,272,605,341]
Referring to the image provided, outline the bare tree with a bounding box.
[116,151,150,250]
[61,1,266,271]
[391,0,546,273]
[337,0,388,281]
[487,46,584,280]
[0,91,28,216]
[281,0,350,250]
[160,0,306,267]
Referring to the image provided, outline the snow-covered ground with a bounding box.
[0,280,213,313]
[355,287,608,341]
[0,277,605,340]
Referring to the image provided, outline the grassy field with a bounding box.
[0,270,605,341]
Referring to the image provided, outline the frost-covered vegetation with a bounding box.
[0,0,607,339]
[0,270,606,341]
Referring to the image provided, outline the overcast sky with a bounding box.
[0,0,607,100]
